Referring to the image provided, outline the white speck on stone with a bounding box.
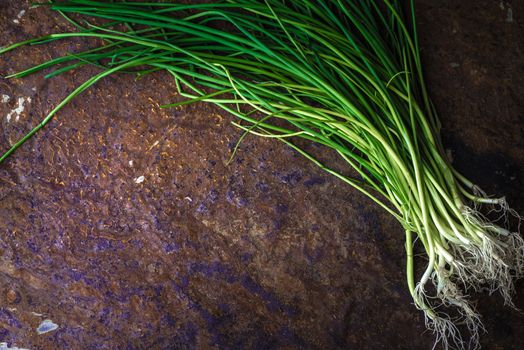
[6,97,31,122]
[36,319,58,335]
[1,94,10,104]
[13,9,25,24]
[134,175,145,184]
[31,87,37,92]
[184,196,193,202]
[148,140,160,151]
[0,342,30,350]
[129,160,134,167]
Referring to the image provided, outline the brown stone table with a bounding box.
[0,1,523,349]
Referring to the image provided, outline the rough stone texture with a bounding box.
[0,1,522,349]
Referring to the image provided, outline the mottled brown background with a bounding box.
[0,1,523,349]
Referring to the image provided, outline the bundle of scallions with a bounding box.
[1,1,522,348]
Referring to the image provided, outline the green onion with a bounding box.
[1,1,522,348]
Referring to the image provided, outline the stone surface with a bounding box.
[0,1,522,349]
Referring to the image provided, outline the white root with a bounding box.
[414,280,480,350]
[411,186,523,349]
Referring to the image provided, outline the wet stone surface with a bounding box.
[0,1,523,349]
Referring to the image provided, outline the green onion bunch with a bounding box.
[1,1,522,348]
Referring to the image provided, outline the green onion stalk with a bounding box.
[1,1,522,348]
